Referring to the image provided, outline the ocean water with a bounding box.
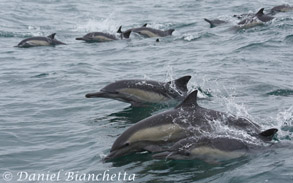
[1,0,293,182]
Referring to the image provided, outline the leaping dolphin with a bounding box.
[104,90,278,161]
[16,33,66,48]
[85,76,191,106]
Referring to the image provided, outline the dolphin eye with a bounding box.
[124,142,130,147]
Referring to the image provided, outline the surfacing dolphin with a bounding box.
[269,4,293,15]
[238,8,274,25]
[85,76,191,106]
[16,33,66,48]
[76,27,131,42]
[152,136,269,162]
[233,8,274,30]
[104,90,278,161]
[117,24,174,38]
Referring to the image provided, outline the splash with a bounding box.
[73,15,120,34]
[276,106,293,140]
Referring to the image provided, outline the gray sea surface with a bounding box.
[1,0,293,182]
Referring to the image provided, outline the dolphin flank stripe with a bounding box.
[118,88,169,103]
[128,124,183,143]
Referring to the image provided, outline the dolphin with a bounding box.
[85,76,191,106]
[269,4,293,15]
[76,27,131,42]
[204,18,228,28]
[117,24,174,38]
[237,8,274,25]
[104,90,278,161]
[16,33,65,48]
[152,136,265,162]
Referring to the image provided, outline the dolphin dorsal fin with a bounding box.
[117,26,123,33]
[256,8,265,16]
[48,33,56,39]
[168,75,191,93]
[259,128,278,140]
[142,23,147,27]
[176,90,198,109]
[204,18,215,28]
[123,30,132,39]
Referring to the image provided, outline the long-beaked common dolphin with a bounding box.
[237,8,274,28]
[16,33,66,48]
[104,90,278,161]
[269,4,293,15]
[152,135,276,162]
[117,24,174,38]
[85,76,191,106]
[76,27,131,42]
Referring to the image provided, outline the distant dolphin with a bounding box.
[104,90,278,161]
[16,33,65,48]
[204,18,228,28]
[152,136,264,162]
[233,8,274,30]
[117,24,174,38]
[238,8,274,25]
[85,76,191,106]
[269,4,293,15]
[76,27,131,42]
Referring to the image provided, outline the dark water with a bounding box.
[1,0,293,182]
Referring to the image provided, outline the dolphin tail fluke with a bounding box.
[259,128,278,140]
[204,18,215,28]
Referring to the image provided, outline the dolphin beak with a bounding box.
[85,91,107,98]
[76,37,84,40]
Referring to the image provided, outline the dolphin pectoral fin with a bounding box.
[48,33,56,39]
[259,128,278,140]
[152,151,172,159]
